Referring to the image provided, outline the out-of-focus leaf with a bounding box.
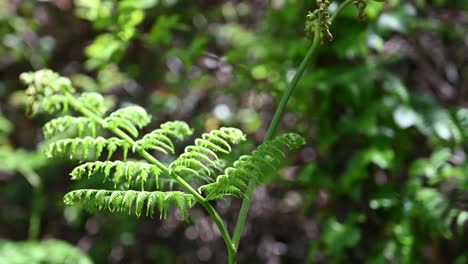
[393,106,420,129]
[148,15,180,45]
[0,239,92,264]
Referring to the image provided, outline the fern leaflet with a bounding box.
[105,106,151,138]
[21,70,74,115]
[45,136,131,160]
[43,116,98,139]
[169,127,246,182]
[134,121,193,154]
[70,161,162,190]
[199,133,305,200]
[76,92,110,116]
[64,189,195,218]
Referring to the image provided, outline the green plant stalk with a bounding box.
[232,0,356,251]
[28,188,42,240]
[231,25,320,249]
[65,93,236,257]
[263,28,320,142]
[331,0,354,23]
[20,168,42,240]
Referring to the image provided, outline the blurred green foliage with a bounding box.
[0,239,92,264]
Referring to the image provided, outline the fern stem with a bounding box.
[142,145,236,257]
[231,24,320,248]
[231,0,356,252]
[20,168,42,240]
[65,92,236,257]
[228,247,236,264]
[263,27,320,142]
[200,199,237,256]
[330,0,354,23]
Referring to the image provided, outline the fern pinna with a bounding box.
[21,69,305,260]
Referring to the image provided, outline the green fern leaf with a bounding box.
[21,70,75,115]
[40,95,70,114]
[70,161,162,190]
[169,127,246,182]
[199,133,305,200]
[63,189,195,219]
[134,121,193,154]
[43,116,98,139]
[105,106,151,138]
[76,92,111,116]
[45,136,131,160]
[20,69,74,95]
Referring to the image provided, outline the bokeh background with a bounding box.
[1,0,468,263]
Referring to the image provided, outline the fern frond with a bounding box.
[170,127,246,182]
[76,92,111,116]
[64,189,195,219]
[45,137,131,160]
[20,69,74,115]
[20,69,75,96]
[70,161,162,190]
[38,95,70,114]
[105,106,151,138]
[199,133,305,200]
[43,116,98,139]
[134,121,193,154]
[456,109,468,126]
